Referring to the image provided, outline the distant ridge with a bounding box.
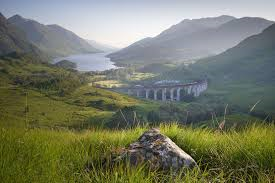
[86,40,119,52]
[162,23,275,84]
[108,15,274,64]
[8,14,101,57]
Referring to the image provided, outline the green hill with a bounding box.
[159,23,275,115]
[189,23,275,84]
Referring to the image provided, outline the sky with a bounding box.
[1,0,275,47]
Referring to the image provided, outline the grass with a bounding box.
[0,87,111,128]
[208,83,275,114]
[128,72,156,81]
[1,53,274,182]
[91,72,156,87]
[195,114,262,129]
[64,85,141,109]
[0,83,156,129]
[93,80,127,88]
[0,123,274,182]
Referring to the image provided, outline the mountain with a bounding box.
[155,15,236,41]
[8,14,101,58]
[107,16,274,65]
[161,22,275,83]
[158,23,275,113]
[195,23,275,84]
[0,13,37,56]
[86,40,118,52]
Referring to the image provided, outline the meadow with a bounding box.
[0,124,274,182]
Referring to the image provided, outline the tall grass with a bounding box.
[0,124,274,182]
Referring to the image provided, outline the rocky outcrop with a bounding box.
[111,128,197,171]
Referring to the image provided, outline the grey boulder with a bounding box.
[112,128,198,171]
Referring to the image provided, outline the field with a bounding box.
[0,124,274,182]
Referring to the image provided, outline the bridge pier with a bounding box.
[187,86,192,95]
[170,88,174,101]
[162,88,167,101]
[176,88,181,101]
[193,85,199,97]
[154,89,158,100]
[145,89,150,99]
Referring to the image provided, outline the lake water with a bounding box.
[53,52,118,72]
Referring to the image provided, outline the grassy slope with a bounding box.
[205,84,275,113]
[0,124,274,182]
[0,55,156,128]
[0,83,152,129]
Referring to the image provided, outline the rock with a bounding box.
[111,128,198,171]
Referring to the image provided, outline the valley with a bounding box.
[0,7,274,182]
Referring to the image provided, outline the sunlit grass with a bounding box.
[0,124,274,182]
[93,79,127,88]
[129,72,156,81]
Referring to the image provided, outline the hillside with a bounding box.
[107,16,273,64]
[0,53,153,128]
[158,23,275,114]
[183,23,275,84]
[0,13,37,56]
[8,14,101,58]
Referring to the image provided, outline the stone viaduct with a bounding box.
[117,80,208,101]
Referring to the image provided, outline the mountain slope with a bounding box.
[0,13,37,55]
[158,23,275,113]
[8,15,101,57]
[108,16,273,64]
[189,23,275,84]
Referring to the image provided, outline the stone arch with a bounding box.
[173,89,177,99]
[148,89,154,99]
[180,87,187,101]
[156,89,162,100]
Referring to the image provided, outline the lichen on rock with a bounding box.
[111,128,198,172]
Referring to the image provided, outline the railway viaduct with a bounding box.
[117,80,208,101]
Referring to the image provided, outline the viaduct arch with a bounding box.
[120,80,208,101]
